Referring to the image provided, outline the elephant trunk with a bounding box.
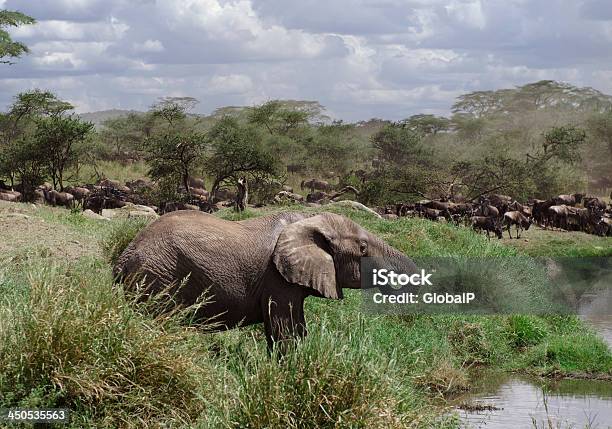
[370,235,419,277]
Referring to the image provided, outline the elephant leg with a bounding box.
[261,291,307,352]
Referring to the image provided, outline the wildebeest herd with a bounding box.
[1,176,611,238]
[382,192,612,239]
[0,177,219,215]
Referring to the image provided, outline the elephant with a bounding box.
[114,211,417,350]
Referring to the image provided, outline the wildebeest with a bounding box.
[532,199,554,226]
[476,203,500,218]
[546,205,570,230]
[43,189,74,208]
[470,216,503,240]
[0,190,21,202]
[596,217,612,236]
[583,196,606,212]
[64,186,90,203]
[553,193,584,207]
[503,211,532,239]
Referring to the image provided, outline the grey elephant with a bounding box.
[114,211,417,350]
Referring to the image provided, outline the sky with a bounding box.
[1,0,612,121]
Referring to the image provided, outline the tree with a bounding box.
[248,100,323,140]
[205,117,279,196]
[401,114,451,135]
[371,123,432,166]
[150,96,199,129]
[0,10,35,64]
[451,156,534,201]
[537,125,586,165]
[304,121,357,176]
[358,123,436,204]
[0,90,73,187]
[100,113,149,157]
[144,132,208,197]
[33,115,94,190]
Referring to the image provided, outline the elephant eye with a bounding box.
[359,241,368,256]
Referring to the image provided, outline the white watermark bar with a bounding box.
[360,257,612,315]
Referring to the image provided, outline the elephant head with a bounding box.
[272,212,417,299]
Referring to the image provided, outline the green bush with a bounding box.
[506,315,548,348]
[545,334,612,373]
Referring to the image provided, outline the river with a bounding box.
[456,288,612,429]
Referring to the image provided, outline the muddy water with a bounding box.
[457,288,612,429]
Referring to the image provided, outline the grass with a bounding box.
[66,160,150,186]
[0,202,610,428]
[500,226,612,257]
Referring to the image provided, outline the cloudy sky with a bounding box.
[2,0,612,121]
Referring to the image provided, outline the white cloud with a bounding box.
[445,0,486,29]
[208,74,253,94]
[1,0,611,121]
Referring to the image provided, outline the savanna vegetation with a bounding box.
[1,7,611,428]
[1,201,610,428]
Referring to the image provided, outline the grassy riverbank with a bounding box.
[0,201,610,428]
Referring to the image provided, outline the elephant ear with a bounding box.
[272,215,341,299]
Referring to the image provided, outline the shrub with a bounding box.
[506,315,548,348]
[545,334,612,373]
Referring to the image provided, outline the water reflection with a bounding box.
[456,373,612,429]
[457,286,612,428]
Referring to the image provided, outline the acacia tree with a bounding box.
[142,97,207,197]
[0,10,35,64]
[534,125,586,165]
[0,90,73,189]
[34,115,94,190]
[100,113,149,158]
[400,114,451,135]
[205,117,279,196]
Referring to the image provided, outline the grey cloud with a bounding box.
[2,0,612,121]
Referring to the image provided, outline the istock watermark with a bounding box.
[372,268,433,288]
[361,256,612,315]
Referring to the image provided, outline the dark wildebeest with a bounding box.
[64,186,90,203]
[583,196,606,212]
[43,189,74,208]
[532,199,554,226]
[546,205,570,230]
[553,193,584,207]
[470,216,503,240]
[503,211,532,239]
[596,217,612,236]
[488,194,513,214]
[421,207,442,221]
[476,204,500,218]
